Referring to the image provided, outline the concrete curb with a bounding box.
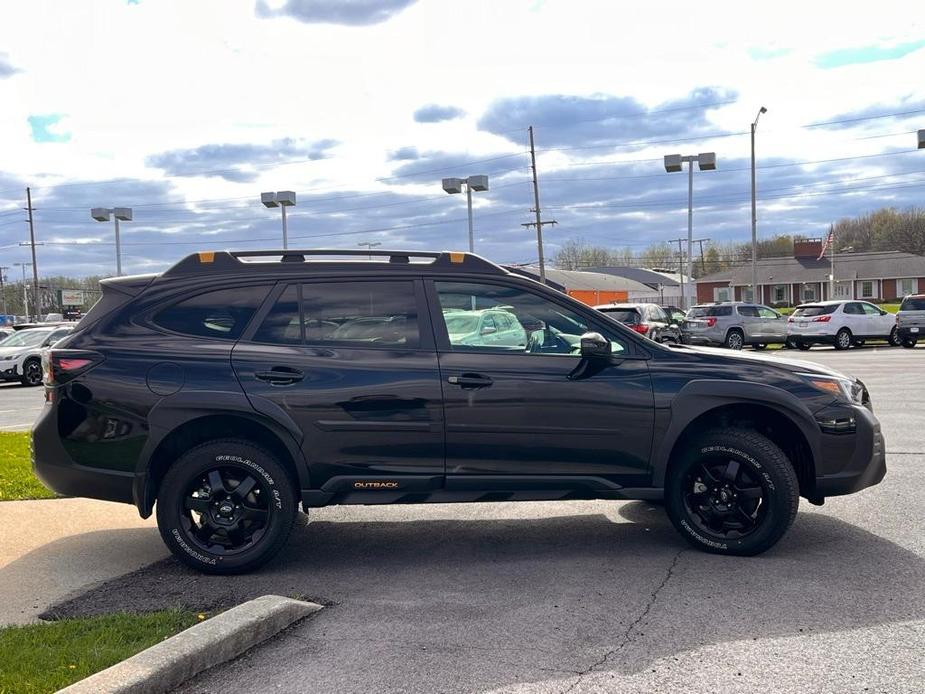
[58,595,322,694]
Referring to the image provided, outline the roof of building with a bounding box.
[508,266,654,293]
[696,251,925,286]
[584,266,687,288]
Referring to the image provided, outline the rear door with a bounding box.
[232,279,445,493]
[757,305,786,341]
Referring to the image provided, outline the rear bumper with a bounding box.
[789,332,836,345]
[814,405,886,497]
[684,334,723,346]
[897,327,921,340]
[31,398,135,505]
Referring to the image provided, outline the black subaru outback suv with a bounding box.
[33,250,886,573]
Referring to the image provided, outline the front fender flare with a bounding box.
[651,379,821,487]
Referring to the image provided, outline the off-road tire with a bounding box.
[665,428,799,556]
[834,328,852,351]
[156,439,298,574]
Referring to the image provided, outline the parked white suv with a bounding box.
[787,300,899,351]
[0,326,73,386]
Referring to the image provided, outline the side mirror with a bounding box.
[580,332,611,359]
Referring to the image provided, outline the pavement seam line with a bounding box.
[560,548,685,693]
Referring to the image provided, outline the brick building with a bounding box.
[695,239,925,307]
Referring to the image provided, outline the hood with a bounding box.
[0,345,35,357]
[674,344,853,380]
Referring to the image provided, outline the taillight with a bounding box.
[44,349,103,386]
[632,323,649,334]
[705,317,717,328]
[812,315,831,323]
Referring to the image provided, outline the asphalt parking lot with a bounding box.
[35,343,923,694]
[0,382,43,431]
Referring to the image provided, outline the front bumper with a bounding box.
[31,397,135,504]
[813,404,886,497]
[0,363,20,381]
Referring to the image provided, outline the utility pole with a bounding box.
[527,126,556,284]
[0,266,8,317]
[693,237,711,276]
[25,188,40,321]
[668,238,687,307]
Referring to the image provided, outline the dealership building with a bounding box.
[695,239,925,307]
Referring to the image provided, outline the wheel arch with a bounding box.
[652,381,820,500]
[135,396,308,517]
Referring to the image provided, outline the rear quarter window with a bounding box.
[792,304,837,317]
[689,306,732,318]
[153,285,269,339]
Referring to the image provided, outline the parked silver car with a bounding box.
[683,302,788,350]
[896,294,925,348]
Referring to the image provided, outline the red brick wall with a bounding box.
[696,281,729,304]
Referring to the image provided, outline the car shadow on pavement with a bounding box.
[41,502,925,685]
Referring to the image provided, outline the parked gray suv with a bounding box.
[683,302,788,350]
[896,294,925,348]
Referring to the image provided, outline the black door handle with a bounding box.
[255,367,304,385]
[447,373,493,389]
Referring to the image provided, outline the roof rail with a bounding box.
[162,249,506,277]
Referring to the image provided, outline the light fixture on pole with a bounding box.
[918,129,925,149]
[91,207,133,276]
[750,106,767,304]
[261,191,297,249]
[441,175,489,253]
[664,152,716,309]
[358,241,381,259]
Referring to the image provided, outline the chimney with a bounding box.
[794,239,824,259]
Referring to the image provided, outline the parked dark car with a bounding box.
[33,250,886,573]
[593,302,682,344]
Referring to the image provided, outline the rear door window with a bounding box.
[254,281,420,348]
[793,305,837,318]
[737,306,759,317]
[153,285,269,339]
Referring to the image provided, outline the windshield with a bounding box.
[900,297,925,311]
[444,313,481,334]
[0,329,53,348]
[793,305,838,317]
[598,308,640,324]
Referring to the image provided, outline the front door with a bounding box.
[232,279,445,493]
[428,279,655,491]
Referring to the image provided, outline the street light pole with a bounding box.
[261,192,297,249]
[14,262,32,319]
[442,175,489,253]
[750,107,767,304]
[91,207,133,276]
[0,266,8,317]
[664,152,716,309]
[358,241,381,259]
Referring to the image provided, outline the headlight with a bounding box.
[1,353,22,361]
[797,372,865,405]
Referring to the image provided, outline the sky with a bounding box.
[1,0,924,278]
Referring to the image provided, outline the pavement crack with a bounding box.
[560,548,685,694]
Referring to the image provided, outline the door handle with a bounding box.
[447,373,493,389]
[255,367,304,385]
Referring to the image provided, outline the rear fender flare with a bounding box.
[651,379,822,487]
[135,391,307,514]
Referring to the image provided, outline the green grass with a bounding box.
[0,432,56,501]
[0,611,202,693]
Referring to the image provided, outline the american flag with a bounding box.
[818,229,834,260]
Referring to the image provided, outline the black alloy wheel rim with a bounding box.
[25,361,42,385]
[180,466,271,556]
[683,458,768,540]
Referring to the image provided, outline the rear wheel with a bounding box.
[752,343,768,351]
[902,338,918,348]
[834,328,852,350]
[19,358,42,386]
[665,428,799,556]
[156,439,298,574]
[725,330,744,350]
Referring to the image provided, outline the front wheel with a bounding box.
[156,439,298,574]
[888,327,902,347]
[665,429,799,556]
